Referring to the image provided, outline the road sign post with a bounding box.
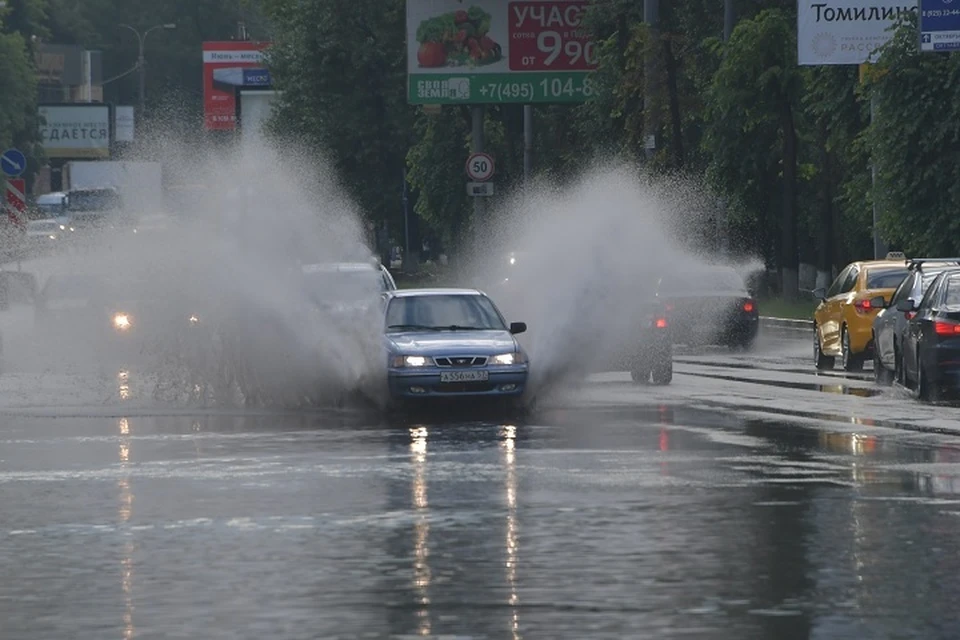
[1,148,26,178]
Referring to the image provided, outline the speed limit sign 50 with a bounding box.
[466,152,495,182]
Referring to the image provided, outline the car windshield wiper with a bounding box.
[434,325,490,331]
[386,324,438,331]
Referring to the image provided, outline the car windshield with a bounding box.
[660,268,745,292]
[945,276,960,306]
[304,268,386,302]
[67,189,121,212]
[866,267,909,289]
[385,294,506,332]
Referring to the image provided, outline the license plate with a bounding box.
[440,370,489,383]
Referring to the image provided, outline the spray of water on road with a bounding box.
[461,162,764,403]
[0,136,766,414]
[2,134,386,410]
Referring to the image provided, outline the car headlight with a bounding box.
[189,314,200,325]
[390,355,433,368]
[490,352,526,365]
[113,313,132,330]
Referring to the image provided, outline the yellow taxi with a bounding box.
[813,253,910,371]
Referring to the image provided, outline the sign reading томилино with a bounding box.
[797,0,917,65]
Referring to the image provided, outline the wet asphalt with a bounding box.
[3,330,960,638]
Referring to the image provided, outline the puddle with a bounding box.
[684,371,883,398]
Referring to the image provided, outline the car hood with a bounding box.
[385,330,517,356]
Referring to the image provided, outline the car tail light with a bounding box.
[906,311,916,320]
[655,317,668,329]
[934,320,960,335]
[853,298,874,313]
[743,299,756,313]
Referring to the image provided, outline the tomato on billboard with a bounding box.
[202,41,271,131]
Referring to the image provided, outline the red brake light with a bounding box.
[934,320,960,335]
[854,298,873,313]
[655,317,668,329]
[743,300,755,313]
[906,311,916,320]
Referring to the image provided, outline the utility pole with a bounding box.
[724,0,735,42]
[120,23,176,118]
[643,0,660,162]
[470,105,486,251]
[719,0,735,258]
[523,105,533,185]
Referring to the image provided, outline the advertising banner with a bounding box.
[115,105,135,142]
[38,104,111,159]
[202,41,271,130]
[407,0,598,104]
[919,0,960,52]
[797,1,916,65]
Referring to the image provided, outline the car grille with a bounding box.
[434,382,495,393]
[434,356,488,367]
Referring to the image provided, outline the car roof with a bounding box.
[388,288,484,298]
[301,262,380,274]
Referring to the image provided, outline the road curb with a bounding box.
[760,316,812,333]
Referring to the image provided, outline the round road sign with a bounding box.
[466,152,495,182]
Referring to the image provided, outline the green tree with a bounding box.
[0,6,40,174]
[703,8,804,298]
[262,0,414,233]
[861,14,960,255]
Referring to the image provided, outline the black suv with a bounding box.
[872,258,960,384]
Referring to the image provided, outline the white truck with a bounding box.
[62,160,163,218]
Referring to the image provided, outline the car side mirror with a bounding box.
[869,295,886,309]
[896,298,916,313]
[509,321,527,335]
[812,287,826,301]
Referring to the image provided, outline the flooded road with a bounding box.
[4,337,960,640]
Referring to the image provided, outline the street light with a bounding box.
[119,23,176,115]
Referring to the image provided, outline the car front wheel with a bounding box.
[873,334,894,386]
[814,324,835,370]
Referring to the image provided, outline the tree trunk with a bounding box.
[780,98,799,301]
[663,37,685,169]
[816,123,834,291]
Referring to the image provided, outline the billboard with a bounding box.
[406,0,598,104]
[202,41,271,130]
[919,0,960,52]
[115,105,135,142]
[38,104,111,159]
[797,1,916,65]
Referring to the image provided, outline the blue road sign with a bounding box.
[0,148,26,178]
[920,0,960,52]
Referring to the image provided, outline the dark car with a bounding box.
[898,269,960,401]
[654,266,759,349]
[872,258,960,385]
[630,300,673,385]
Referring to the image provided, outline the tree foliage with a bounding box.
[6,0,960,276]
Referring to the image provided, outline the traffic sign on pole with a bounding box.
[4,178,27,227]
[0,148,26,178]
[466,152,495,182]
[919,0,960,52]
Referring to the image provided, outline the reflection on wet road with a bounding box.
[4,400,960,639]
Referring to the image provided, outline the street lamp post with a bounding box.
[119,23,176,115]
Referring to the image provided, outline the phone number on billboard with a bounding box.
[479,75,594,102]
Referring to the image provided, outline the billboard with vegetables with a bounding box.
[407,0,597,105]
